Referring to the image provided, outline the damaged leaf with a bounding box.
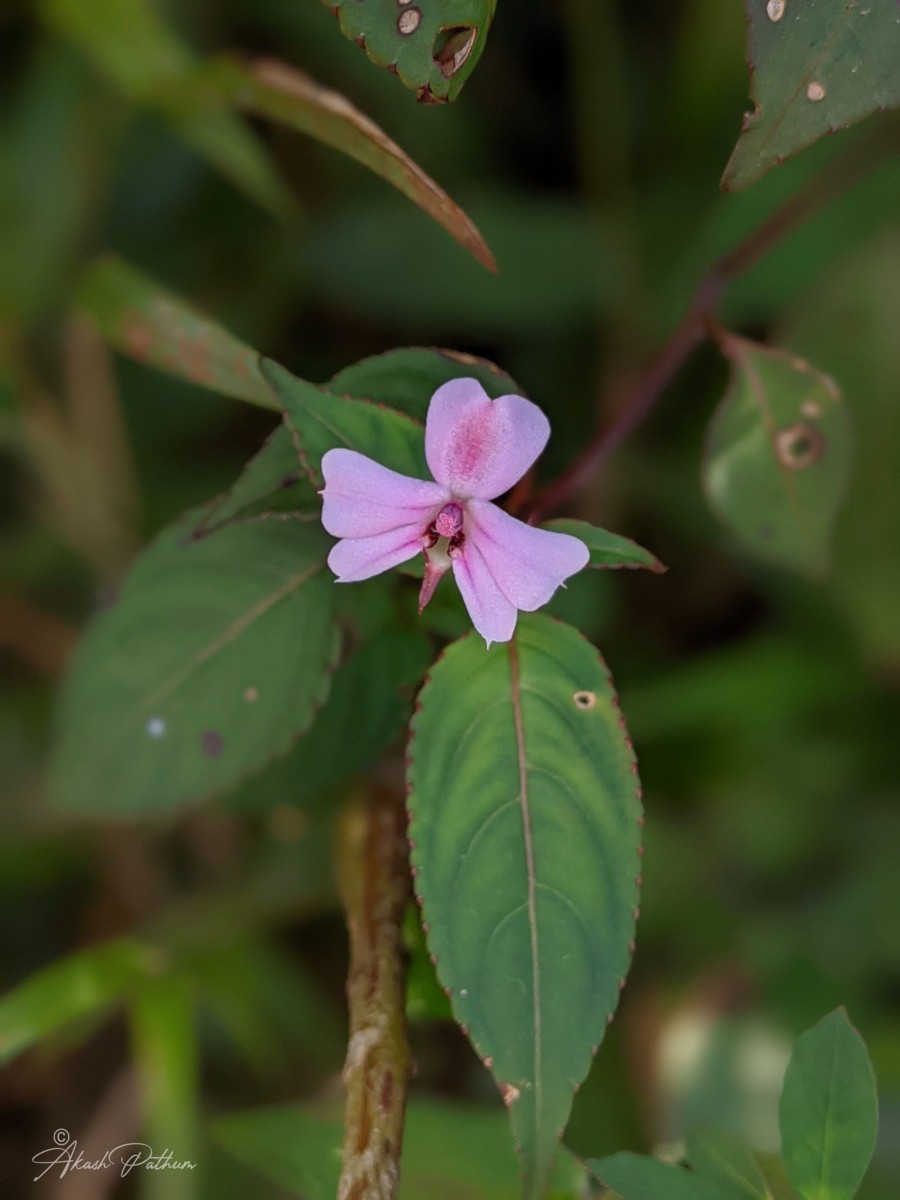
[724,0,900,190]
[325,0,498,103]
[702,332,851,577]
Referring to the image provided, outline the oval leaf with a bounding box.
[586,1153,737,1200]
[261,358,427,486]
[723,0,900,191]
[542,519,665,573]
[50,515,339,815]
[326,0,498,104]
[687,1128,772,1200]
[702,334,851,577]
[227,629,432,817]
[193,348,517,535]
[779,1009,878,1200]
[329,346,523,420]
[408,614,642,1198]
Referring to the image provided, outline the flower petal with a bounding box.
[425,378,550,500]
[321,448,447,539]
[466,500,590,610]
[452,536,518,647]
[328,524,425,583]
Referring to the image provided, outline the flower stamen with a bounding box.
[434,502,464,538]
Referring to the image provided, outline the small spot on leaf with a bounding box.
[776,421,826,470]
[243,686,259,703]
[201,730,224,759]
[573,690,596,710]
[766,0,786,21]
[146,716,166,739]
[397,7,422,35]
[500,1083,521,1106]
[806,81,826,102]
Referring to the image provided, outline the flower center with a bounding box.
[434,502,464,538]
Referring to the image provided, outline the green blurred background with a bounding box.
[1,1,898,1197]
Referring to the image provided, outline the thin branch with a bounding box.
[529,127,892,521]
[336,791,412,1200]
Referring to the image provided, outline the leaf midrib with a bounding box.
[508,634,543,1156]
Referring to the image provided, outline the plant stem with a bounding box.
[529,128,892,521]
[336,792,412,1200]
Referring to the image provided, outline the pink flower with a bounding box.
[320,378,589,645]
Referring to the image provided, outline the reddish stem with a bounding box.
[528,130,890,521]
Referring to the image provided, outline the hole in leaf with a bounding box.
[573,690,596,710]
[775,421,825,470]
[433,25,478,78]
[397,7,422,36]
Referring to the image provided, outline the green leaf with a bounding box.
[723,0,900,190]
[188,937,344,1074]
[0,938,163,1065]
[702,333,851,577]
[78,256,278,410]
[0,49,104,324]
[227,628,432,816]
[407,614,642,1198]
[213,1098,585,1200]
[193,426,316,538]
[50,515,339,815]
[586,1153,737,1200]
[687,1129,772,1200]
[779,1009,878,1200]
[542,519,665,573]
[192,56,494,270]
[328,347,523,420]
[261,358,427,486]
[192,346,520,536]
[39,0,293,216]
[782,229,900,663]
[130,976,199,1200]
[404,905,454,1024]
[326,0,498,104]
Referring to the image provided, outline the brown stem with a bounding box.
[336,792,412,1200]
[528,127,891,521]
